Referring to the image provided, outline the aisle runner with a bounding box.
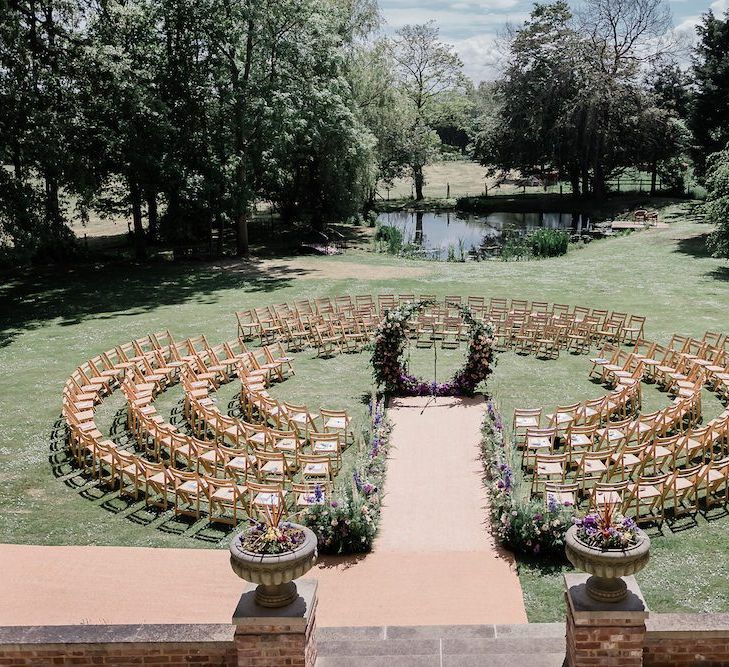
[313,395,527,626]
[0,397,526,627]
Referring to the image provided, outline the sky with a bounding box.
[379,0,729,82]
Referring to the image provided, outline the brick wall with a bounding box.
[644,613,729,667]
[567,608,646,666]
[233,596,317,667]
[0,624,236,667]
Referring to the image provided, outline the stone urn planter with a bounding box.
[229,523,318,608]
[565,524,650,603]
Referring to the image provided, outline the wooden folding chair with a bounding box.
[207,476,249,526]
[532,453,567,497]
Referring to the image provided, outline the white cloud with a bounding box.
[451,33,506,82]
[383,7,522,34]
[711,0,729,12]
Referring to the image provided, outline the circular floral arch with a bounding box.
[371,300,496,397]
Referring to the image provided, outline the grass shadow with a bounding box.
[0,254,311,348]
[706,267,729,282]
[674,233,712,259]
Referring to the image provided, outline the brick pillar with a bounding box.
[232,579,317,667]
[565,573,648,667]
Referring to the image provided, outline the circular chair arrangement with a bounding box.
[516,329,729,526]
[62,294,728,531]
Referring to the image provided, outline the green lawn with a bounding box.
[1,202,728,619]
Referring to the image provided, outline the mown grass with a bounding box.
[1,202,728,618]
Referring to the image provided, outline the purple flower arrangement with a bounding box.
[240,520,306,555]
[574,506,639,550]
[371,301,495,397]
[480,400,575,558]
[302,397,392,554]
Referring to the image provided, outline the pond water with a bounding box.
[376,210,591,259]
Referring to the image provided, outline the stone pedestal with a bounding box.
[565,573,648,667]
[232,578,317,667]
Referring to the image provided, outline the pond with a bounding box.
[376,210,591,260]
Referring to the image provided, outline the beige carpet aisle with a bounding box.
[0,396,526,627]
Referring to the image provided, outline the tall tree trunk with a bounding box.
[44,171,62,234]
[569,166,581,199]
[130,178,146,260]
[146,191,158,242]
[12,141,23,181]
[593,163,606,199]
[234,12,255,257]
[162,187,178,240]
[216,207,224,257]
[414,165,424,201]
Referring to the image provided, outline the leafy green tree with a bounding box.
[391,22,467,199]
[0,0,84,261]
[79,0,170,259]
[690,9,729,178]
[473,2,584,192]
[705,148,729,257]
[348,39,411,198]
[647,61,692,120]
[476,0,683,199]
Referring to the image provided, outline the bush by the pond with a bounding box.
[501,230,531,261]
[529,229,569,258]
[501,228,570,261]
[374,224,403,254]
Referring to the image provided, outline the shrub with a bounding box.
[374,224,403,254]
[302,398,391,554]
[501,229,531,261]
[529,229,569,258]
[705,148,729,258]
[480,401,575,557]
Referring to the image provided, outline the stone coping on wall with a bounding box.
[646,613,729,639]
[0,623,235,648]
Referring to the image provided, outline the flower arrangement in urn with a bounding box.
[229,502,318,608]
[565,503,650,603]
[240,516,307,555]
[573,504,639,550]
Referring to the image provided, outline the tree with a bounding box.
[475,0,683,199]
[646,61,692,120]
[473,2,586,192]
[391,22,467,200]
[705,148,729,257]
[79,0,170,259]
[0,0,84,262]
[348,39,411,200]
[689,9,729,178]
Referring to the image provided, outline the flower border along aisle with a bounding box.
[480,401,574,557]
[302,397,392,554]
[371,300,496,397]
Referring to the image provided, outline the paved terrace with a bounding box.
[0,396,525,627]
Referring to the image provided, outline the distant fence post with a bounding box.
[386,188,390,201]
[447,182,450,199]
[559,185,563,198]
[617,178,620,192]
[639,179,643,193]
[484,186,488,197]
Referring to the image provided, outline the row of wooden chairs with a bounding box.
[235,296,647,360]
[64,330,344,527]
[516,328,729,524]
[545,454,729,525]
